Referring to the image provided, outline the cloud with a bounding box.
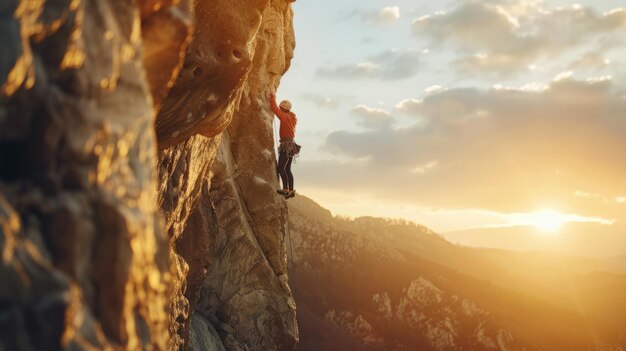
[568,52,611,71]
[316,49,421,80]
[335,6,401,25]
[381,6,401,21]
[333,9,359,22]
[300,93,355,109]
[300,76,626,219]
[377,6,400,23]
[351,105,394,129]
[412,1,626,76]
[316,62,379,80]
[363,6,401,25]
[394,98,422,116]
[411,161,439,174]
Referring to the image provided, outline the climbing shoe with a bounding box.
[277,189,289,195]
[285,190,296,199]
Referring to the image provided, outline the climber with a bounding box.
[268,89,300,199]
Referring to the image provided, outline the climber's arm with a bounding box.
[269,92,287,122]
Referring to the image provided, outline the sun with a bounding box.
[529,210,566,233]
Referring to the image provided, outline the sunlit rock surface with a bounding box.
[159,1,297,349]
[1,0,297,350]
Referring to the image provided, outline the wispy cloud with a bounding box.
[362,6,401,25]
[336,6,401,25]
[568,52,612,71]
[316,49,421,80]
[300,93,355,109]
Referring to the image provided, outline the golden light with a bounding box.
[528,210,566,233]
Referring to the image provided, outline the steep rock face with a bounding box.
[195,2,298,348]
[156,1,298,350]
[0,0,192,349]
[1,0,297,350]
[159,136,222,350]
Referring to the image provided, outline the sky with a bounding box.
[278,0,626,248]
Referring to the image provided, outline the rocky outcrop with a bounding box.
[158,1,297,350]
[193,2,298,349]
[0,1,182,348]
[1,0,297,350]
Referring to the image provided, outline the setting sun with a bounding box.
[528,210,566,233]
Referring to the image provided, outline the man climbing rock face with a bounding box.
[269,90,300,199]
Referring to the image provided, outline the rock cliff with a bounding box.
[0,0,297,350]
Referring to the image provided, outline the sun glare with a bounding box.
[529,210,566,233]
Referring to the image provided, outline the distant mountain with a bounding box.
[443,223,626,258]
[287,195,626,351]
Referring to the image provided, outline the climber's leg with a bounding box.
[277,151,289,192]
[286,156,294,190]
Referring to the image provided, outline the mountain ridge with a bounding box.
[287,195,626,350]
[443,223,626,258]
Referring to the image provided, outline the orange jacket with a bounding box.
[271,95,297,139]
